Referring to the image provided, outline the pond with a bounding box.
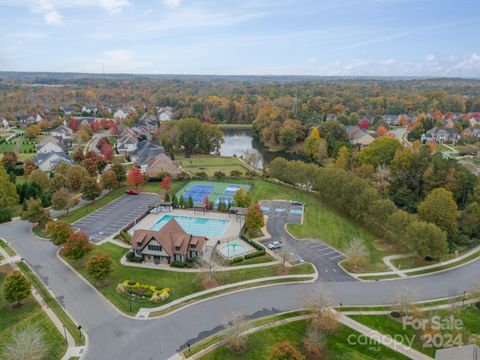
[218,128,296,167]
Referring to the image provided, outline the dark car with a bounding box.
[126,189,139,195]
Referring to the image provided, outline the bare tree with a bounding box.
[303,325,325,358]
[345,238,368,271]
[244,150,261,169]
[193,252,226,288]
[224,313,247,353]
[392,285,419,317]
[2,325,48,360]
[373,164,390,194]
[303,285,339,333]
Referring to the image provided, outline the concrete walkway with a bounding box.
[339,314,433,360]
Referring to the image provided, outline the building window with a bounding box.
[148,244,162,251]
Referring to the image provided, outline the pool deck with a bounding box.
[129,209,243,247]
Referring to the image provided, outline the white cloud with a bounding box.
[163,0,181,8]
[79,50,151,73]
[36,0,63,25]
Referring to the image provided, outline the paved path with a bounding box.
[2,220,480,359]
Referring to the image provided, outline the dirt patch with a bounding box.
[275,265,289,276]
[374,239,394,251]
[201,277,219,289]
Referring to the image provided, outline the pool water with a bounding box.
[218,243,247,258]
[150,215,230,238]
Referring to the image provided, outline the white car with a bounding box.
[267,241,281,250]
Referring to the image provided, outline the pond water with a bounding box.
[218,128,295,167]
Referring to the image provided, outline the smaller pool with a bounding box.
[218,242,247,258]
[150,215,230,238]
[260,206,270,212]
[289,209,303,215]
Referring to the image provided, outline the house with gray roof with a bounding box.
[33,152,73,172]
[435,344,480,360]
[422,126,461,144]
[130,140,164,165]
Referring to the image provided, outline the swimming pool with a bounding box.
[150,215,230,238]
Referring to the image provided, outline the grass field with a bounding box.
[0,265,67,360]
[173,154,250,177]
[249,180,389,272]
[176,180,251,207]
[200,319,409,360]
[0,135,36,153]
[63,242,314,315]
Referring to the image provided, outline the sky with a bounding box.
[0,0,480,76]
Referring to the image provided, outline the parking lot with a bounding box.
[74,193,161,243]
[260,200,352,282]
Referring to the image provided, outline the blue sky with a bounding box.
[1,0,479,76]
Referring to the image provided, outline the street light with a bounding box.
[63,324,67,344]
[77,325,82,340]
[129,293,136,313]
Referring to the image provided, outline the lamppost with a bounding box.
[63,324,67,344]
[129,293,136,313]
[77,325,82,340]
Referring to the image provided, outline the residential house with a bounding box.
[157,106,173,122]
[435,344,480,360]
[34,152,73,172]
[117,132,139,153]
[60,106,75,115]
[346,126,375,148]
[132,218,206,265]
[130,140,164,164]
[462,127,480,139]
[143,154,184,178]
[36,136,65,154]
[19,114,37,126]
[422,126,461,144]
[51,125,73,142]
[114,107,135,120]
[1,117,9,128]
[82,105,97,114]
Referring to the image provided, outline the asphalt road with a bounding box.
[73,194,160,242]
[260,200,351,282]
[1,218,480,359]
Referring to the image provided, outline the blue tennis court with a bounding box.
[182,185,215,202]
[224,185,242,195]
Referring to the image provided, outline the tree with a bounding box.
[30,169,50,193]
[358,137,402,168]
[81,177,102,203]
[244,150,261,169]
[50,173,70,193]
[214,171,226,180]
[86,252,113,281]
[345,238,368,271]
[160,176,171,192]
[233,188,251,207]
[0,165,19,209]
[225,313,247,353]
[51,187,79,214]
[101,143,114,161]
[96,137,111,150]
[46,220,73,245]
[334,146,351,170]
[127,167,143,189]
[23,159,36,177]
[100,169,118,192]
[303,325,325,358]
[61,231,93,259]
[187,195,194,208]
[111,163,127,182]
[230,170,242,178]
[67,165,88,191]
[3,270,31,305]
[303,131,328,162]
[2,325,48,360]
[1,151,17,172]
[268,341,305,360]
[68,118,79,131]
[25,125,40,139]
[418,187,458,237]
[318,120,349,156]
[22,197,51,229]
[245,203,265,235]
[72,148,84,163]
[405,220,448,259]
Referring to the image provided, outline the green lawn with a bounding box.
[250,180,389,272]
[0,239,16,256]
[63,242,314,315]
[351,307,480,357]
[0,265,67,360]
[59,186,128,223]
[17,263,85,346]
[200,319,409,360]
[174,154,250,177]
[0,135,36,153]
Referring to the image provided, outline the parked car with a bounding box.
[126,189,139,195]
[267,241,281,250]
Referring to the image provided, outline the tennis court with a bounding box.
[177,181,252,208]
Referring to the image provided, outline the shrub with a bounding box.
[232,257,244,264]
[390,310,404,318]
[144,290,153,298]
[244,249,266,259]
[116,283,127,295]
[127,280,136,286]
[171,260,188,268]
[86,252,113,281]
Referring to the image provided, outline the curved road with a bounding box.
[1,220,479,359]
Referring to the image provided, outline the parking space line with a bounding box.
[316,247,333,253]
[328,254,344,260]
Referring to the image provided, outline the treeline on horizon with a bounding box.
[2,75,480,121]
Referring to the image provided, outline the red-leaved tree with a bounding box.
[359,118,369,129]
[101,143,114,161]
[160,176,171,192]
[68,118,79,131]
[127,167,143,189]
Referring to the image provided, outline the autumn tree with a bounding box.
[111,163,126,182]
[50,173,70,193]
[245,203,265,235]
[61,231,93,259]
[3,270,31,305]
[30,169,50,193]
[87,252,113,281]
[101,143,114,161]
[96,137,111,150]
[67,165,89,191]
[25,124,40,139]
[82,177,102,203]
[160,175,171,193]
[22,197,51,229]
[233,188,251,207]
[268,341,305,360]
[345,238,368,271]
[23,159,36,177]
[46,220,73,245]
[303,127,328,162]
[51,187,79,214]
[127,167,143,189]
[1,151,17,172]
[0,164,19,209]
[418,187,458,237]
[405,220,448,259]
[72,148,84,163]
[358,137,402,168]
[100,169,118,192]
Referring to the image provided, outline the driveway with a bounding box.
[260,200,351,282]
[74,193,160,242]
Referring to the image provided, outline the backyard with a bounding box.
[0,265,67,360]
[62,242,315,315]
[0,134,37,161]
